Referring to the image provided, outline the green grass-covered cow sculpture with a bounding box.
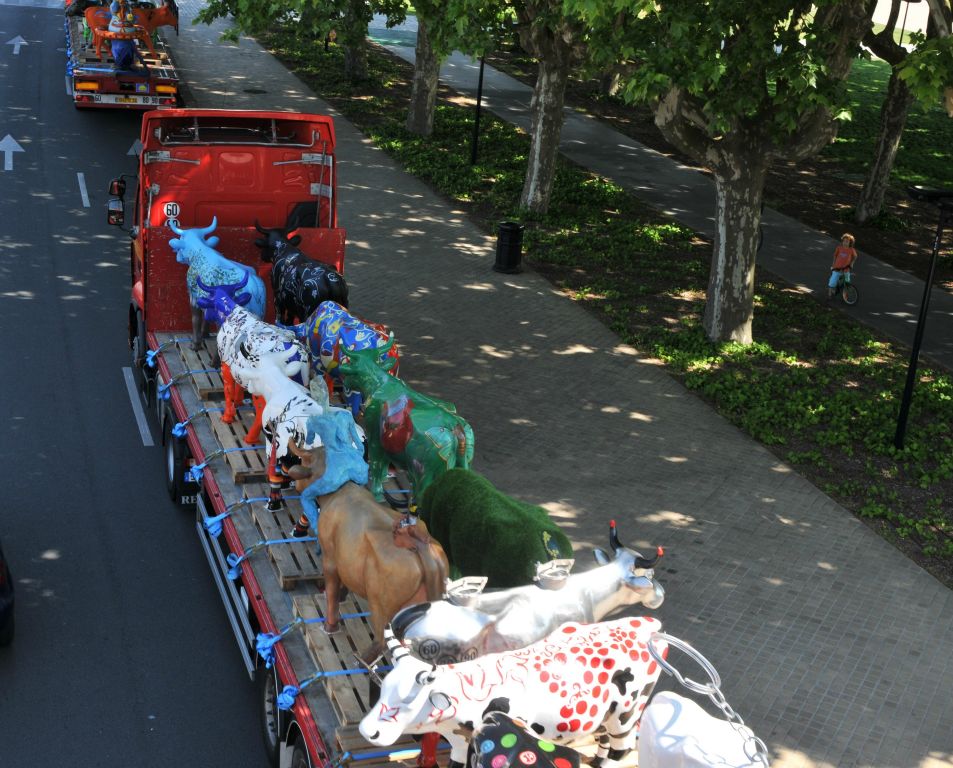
[418,468,573,589]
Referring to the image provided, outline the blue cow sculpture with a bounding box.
[169,217,267,350]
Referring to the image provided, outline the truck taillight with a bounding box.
[75,81,100,91]
[156,85,177,95]
[75,95,94,103]
[159,98,177,106]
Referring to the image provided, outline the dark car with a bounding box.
[0,537,14,646]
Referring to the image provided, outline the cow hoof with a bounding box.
[324,622,342,635]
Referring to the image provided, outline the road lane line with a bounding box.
[123,367,154,446]
[77,172,90,207]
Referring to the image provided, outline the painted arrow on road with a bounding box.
[6,36,28,55]
[0,135,25,171]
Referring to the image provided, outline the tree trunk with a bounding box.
[519,56,569,214]
[406,18,440,136]
[855,70,915,223]
[703,163,768,344]
[341,0,368,82]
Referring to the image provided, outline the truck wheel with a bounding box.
[290,740,311,768]
[163,417,197,509]
[131,310,147,392]
[258,665,285,768]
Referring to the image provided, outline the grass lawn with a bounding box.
[259,27,953,587]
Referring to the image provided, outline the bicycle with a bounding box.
[829,270,858,305]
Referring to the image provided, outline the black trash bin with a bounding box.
[494,221,524,274]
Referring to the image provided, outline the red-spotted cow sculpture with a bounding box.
[360,618,667,768]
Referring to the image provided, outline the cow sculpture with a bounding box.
[284,300,400,416]
[169,217,266,349]
[391,521,664,664]
[283,419,449,663]
[360,618,667,768]
[418,468,573,589]
[195,276,309,443]
[639,691,770,767]
[337,343,474,502]
[254,222,348,324]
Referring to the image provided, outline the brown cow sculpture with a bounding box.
[286,426,449,663]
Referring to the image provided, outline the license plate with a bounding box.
[117,96,138,104]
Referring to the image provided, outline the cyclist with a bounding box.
[828,232,858,299]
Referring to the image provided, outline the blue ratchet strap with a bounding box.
[158,369,218,401]
[256,612,373,668]
[145,337,193,368]
[173,406,223,437]
[189,446,260,483]
[277,665,381,710]
[226,536,319,580]
[202,496,270,537]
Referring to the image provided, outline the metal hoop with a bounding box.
[648,632,722,696]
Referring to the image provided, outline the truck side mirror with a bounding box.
[107,198,125,226]
[108,178,126,198]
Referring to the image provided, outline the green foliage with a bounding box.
[264,27,953,582]
[897,35,953,104]
[822,58,953,188]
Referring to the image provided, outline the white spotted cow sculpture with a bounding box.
[196,277,309,443]
[391,521,664,664]
[360,618,667,768]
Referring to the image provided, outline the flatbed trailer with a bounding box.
[65,0,180,109]
[151,333,425,768]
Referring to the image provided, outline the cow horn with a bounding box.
[609,520,622,553]
[254,219,268,235]
[634,546,664,570]
[287,437,308,460]
[197,216,218,238]
[169,219,185,236]
[195,275,213,295]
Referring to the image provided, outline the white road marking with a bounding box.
[123,367,154,446]
[77,172,90,207]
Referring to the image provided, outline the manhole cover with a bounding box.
[243,88,268,94]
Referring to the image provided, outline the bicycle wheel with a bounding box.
[841,283,858,305]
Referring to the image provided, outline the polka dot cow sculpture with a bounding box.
[359,618,667,768]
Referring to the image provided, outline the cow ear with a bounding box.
[593,548,610,566]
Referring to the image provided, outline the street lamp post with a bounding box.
[894,186,953,449]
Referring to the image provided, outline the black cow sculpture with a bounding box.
[254,222,349,324]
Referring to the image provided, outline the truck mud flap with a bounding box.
[196,494,257,679]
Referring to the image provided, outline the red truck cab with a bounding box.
[108,108,345,384]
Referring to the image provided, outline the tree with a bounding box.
[855,0,953,224]
[565,1,874,344]
[420,0,586,214]
[195,0,406,82]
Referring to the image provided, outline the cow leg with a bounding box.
[266,442,286,511]
[190,306,205,351]
[416,733,440,768]
[323,566,343,634]
[244,394,266,444]
[221,364,238,423]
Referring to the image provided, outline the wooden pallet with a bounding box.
[335,725,433,768]
[206,409,269,483]
[294,592,381,726]
[247,483,324,590]
[180,338,224,399]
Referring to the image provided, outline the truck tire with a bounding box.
[131,309,147,392]
[163,417,197,509]
[258,664,285,768]
[290,740,311,768]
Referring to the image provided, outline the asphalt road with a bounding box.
[0,4,264,765]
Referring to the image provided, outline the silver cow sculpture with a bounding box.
[390,521,664,664]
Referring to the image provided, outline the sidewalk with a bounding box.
[165,9,953,767]
[368,15,953,373]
